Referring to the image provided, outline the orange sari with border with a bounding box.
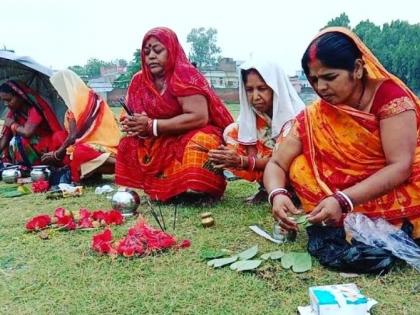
[289,27,420,238]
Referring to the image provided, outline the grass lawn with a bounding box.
[1,103,419,314]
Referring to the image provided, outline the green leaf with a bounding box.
[200,248,227,260]
[281,253,295,269]
[17,185,31,194]
[207,256,237,268]
[292,253,312,273]
[230,260,262,271]
[296,215,308,225]
[261,250,284,260]
[236,245,258,260]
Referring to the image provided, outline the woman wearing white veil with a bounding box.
[209,57,304,203]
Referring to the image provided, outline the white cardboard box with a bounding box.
[309,283,368,315]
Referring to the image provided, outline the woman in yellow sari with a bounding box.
[264,27,420,243]
[42,69,120,183]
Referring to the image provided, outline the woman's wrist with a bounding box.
[331,191,354,213]
[268,188,291,206]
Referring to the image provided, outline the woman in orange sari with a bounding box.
[116,27,233,202]
[209,58,304,203]
[0,81,67,166]
[264,28,420,269]
[42,70,120,183]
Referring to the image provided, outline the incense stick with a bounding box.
[158,204,166,231]
[173,204,178,230]
[146,199,164,231]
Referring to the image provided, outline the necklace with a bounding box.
[356,80,366,109]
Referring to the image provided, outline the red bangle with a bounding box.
[268,188,292,206]
[146,118,153,136]
[331,192,352,213]
[247,155,256,171]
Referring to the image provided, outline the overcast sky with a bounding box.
[1,0,418,75]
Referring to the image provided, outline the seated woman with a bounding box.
[209,58,304,203]
[264,28,420,272]
[116,27,233,202]
[0,81,67,166]
[42,69,120,183]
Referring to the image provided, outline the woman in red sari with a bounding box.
[116,27,233,201]
[264,28,420,271]
[0,81,67,166]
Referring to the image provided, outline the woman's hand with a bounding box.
[307,196,342,226]
[208,145,241,169]
[4,117,15,128]
[121,112,150,137]
[272,194,301,231]
[41,149,65,164]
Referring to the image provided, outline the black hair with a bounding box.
[301,32,362,76]
[0,83,16,95]
[241,68,264,85]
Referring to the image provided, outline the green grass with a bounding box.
[0,180,419,315]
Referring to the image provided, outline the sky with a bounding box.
[1,0,419,75]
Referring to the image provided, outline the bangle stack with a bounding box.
[239,156,245,169]
[331,191,354,213]
[268,188,291,206]
[146,118,153,136]
[53,151,61,161]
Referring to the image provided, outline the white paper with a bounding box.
[249,225,282,244]
[297,298,378,315]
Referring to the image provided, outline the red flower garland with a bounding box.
[31,180,50,193]
[91,220,191,257]
[25,207,124,232]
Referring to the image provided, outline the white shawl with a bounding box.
[237,57,305,144]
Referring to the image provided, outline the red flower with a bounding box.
[91,210,106,221]
[57,215,76,230]
[116,233,144,257]
[25,214,51,231]
[178,239,191,249]
[32,180,50,193]
[92,229,114,254]
[104,210,124,225]
[79,208,91,219]
[54,207,67,219]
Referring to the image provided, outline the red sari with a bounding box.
[115,27,233,201]
[1,81,67,166]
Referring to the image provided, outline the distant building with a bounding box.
[202,57,239,89]
[88,78,113,101]
[100,65,127,83]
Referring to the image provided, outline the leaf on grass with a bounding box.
[281,252,312,273]
[291,253,312,273]
[261,250,284,260]
[281,253,295,269]
[207,256,237,268]
[17,185,31,194]
[230,259,262,271]
[200,248,228,260]
[236,245,258,260]
[2,190,24,198]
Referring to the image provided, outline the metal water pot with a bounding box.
[1,166,22,184]
[111,189,140,217]
[30,165,51,182]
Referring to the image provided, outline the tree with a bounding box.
[186,27,222,70]
[323,12,351,29]
[322,14,420,92]
[68,65,87,79]
[113,49,141,88]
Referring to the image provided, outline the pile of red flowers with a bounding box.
[91,220,191,257]
[25,207,124,232]
[31,180,50,193]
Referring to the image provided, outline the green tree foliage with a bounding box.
[324,13,351,29]
[113,49,141,88]
[324,14,420,92]
[187,27,221,70]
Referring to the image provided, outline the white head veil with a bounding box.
[237,57,305,144]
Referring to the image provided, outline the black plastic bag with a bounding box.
[306,221,413,275]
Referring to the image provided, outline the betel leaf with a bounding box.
[296,215,308,225]
[281,252,312,273]
[200,248,228,260]
[281,253,295,269]
[17,185,31,194]
[292,253,312,273]
[261,250,284,260]
[207,256,237,268]
[236,245,258,260]
[230,260,262,271]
